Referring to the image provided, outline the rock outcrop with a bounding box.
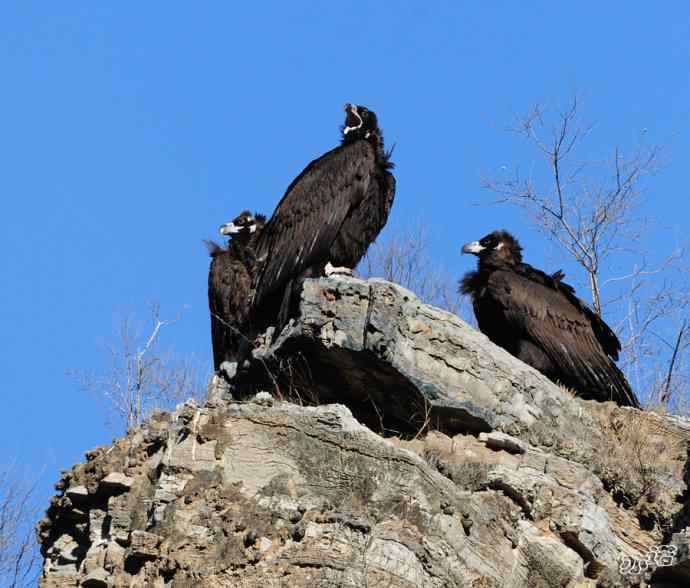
[39,276,690,587]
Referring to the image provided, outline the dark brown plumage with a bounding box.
[460,230,639,407]
[251,103,395,330]
[207,210,265,372]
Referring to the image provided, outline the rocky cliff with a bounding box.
[39,276,690,587]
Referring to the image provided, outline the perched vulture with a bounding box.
[460,230,639,407]
[251,103,396,330]
[207,210,266,373]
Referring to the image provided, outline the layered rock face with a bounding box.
[39,277,690,587]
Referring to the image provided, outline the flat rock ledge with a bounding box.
[38,277,690,587]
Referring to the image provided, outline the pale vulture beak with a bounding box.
[219,222,241,236]
[462,241,485,255]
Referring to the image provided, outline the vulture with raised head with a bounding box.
[207,210,266,373]
[460,230,639,407]
[251,103,396,330]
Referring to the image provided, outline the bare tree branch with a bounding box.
[0,468,39,587]
[69,304,206,432]
[661,320,687,405]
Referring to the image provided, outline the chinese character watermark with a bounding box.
[619,545,677,576]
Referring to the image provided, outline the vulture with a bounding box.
[460,230,639,408]
[251,103,396,330]
[207,210,266,374]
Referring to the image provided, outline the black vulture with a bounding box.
[207,210,266,374]
[460,230,639,408]
[251,103,396,330]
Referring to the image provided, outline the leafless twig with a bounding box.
[0,467,39,587]
[661,320,687,405]
[69,304,205,432]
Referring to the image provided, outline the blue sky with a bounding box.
[1,3,689,516]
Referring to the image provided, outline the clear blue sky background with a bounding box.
[2,3,689,516]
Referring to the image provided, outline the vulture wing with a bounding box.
[208,250,251,370]
[253,141,375,306]
[487,267,637,407]
[546,273,621,360]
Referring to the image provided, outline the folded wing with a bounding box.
[253,141,375,307]
[488,267,638,407]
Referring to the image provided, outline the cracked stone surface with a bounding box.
[38,277,690,587]
[38,394,690,587]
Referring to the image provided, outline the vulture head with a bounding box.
[462,230,523,267]
[219,210,266,244]
[342,103,380,142]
